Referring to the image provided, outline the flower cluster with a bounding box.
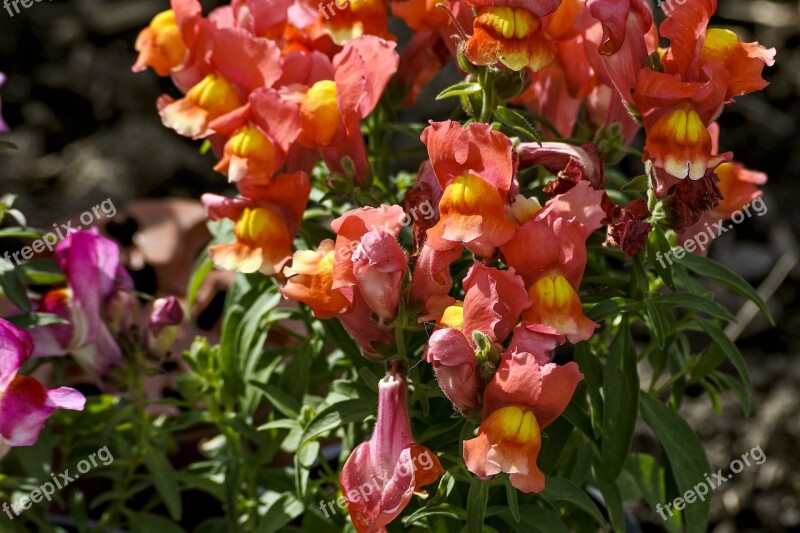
[127,0,775,530]
[133,0,410,275]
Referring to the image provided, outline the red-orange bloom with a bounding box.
[465,5,557,72]
[464,349,583,492]
[421,121,517,258]
[501,182,604,343]
[133,10,188,76]
[282,240,351,319]
[631,0,774,181]
[202,172,310,275]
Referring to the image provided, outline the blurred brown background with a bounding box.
[0,1,798,531]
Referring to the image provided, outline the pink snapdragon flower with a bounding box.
[339,372,443,532]
[0,319,85,457]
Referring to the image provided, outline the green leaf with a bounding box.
[710,371,751,416]
[187,249,213,316]
[501,505,570,533]
[649,226,676,289]
[402,503,467,525]
[540,476,607,530]
[436,82,482,100]
[0,260,31,312]
[645,300,668,349]
[493,106,544,142]
[252,383,301,419]
[257,493,305,533]
[586,297,634,322]
[639,391,711,533]
[144,447,183,521]
[300,398,374,447]
[620,174,649,194]
[6,312,68,329]
[650,293,736,322]
[600,322,639,483]
[692,318,752,392]
[0,227,42,239]
[626,453,682,533]
[466,476,489,533]
[595,480,626,533]
[504,477,520,523]
[680,253,773,324]
[128,511,186,533]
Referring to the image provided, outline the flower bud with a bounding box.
[146,297,184,358]
[105,288,139,338]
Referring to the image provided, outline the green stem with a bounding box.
[97,343,149,530]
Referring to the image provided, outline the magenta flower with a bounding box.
[32,230,134,377]
[0,319,85,455]
[0,72,7,132]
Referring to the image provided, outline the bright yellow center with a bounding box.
[150,9,179,34]
[480,6,539,39]
[230,126,276,161]
[658,106,705,145]
[528,273,574,311]
[300,80,341,147]
[700,28,740,64]
[440,174,504,216]
[483,405,541,446]
[185,73,244,118]
[438,302,464,330]
[234,207,289,248]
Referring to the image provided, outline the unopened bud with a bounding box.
[105,288,139,337]
[146,297,183,357]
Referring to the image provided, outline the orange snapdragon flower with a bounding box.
[201,172,310,275]
[463,0,563,72]
[421,121,517,258]
[464,348,583,492]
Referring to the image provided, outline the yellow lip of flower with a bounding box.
[480,6,540,40]
[234,207,290,249]
[649,105,710,180]
[229,126,274,159]
[529,273,575,311]
[441,174,505,216]
[224,125,277,181]
[184,73,244,118]
[134,9,187,75]
[299,80,341,147]
[438,302,464,330]
[483,405,541,447]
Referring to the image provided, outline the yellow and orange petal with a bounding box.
[322,0,391,46]
[133,10,187,76]
[428,174,516,256]
[214,125,278,184]
[160,73,244,139]
[522,272,597,343]
[465,7,556,72]
[699,28,775,99]
[298,80,342,147]
[644,105,726,181]
[209,207,293,275]
[713,162,767,219]
[283,241,351,319]
[463,405,545,493]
